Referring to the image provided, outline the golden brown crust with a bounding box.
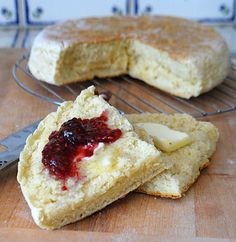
[40,16,226,61]
[29,16,230,98]
[137,160,210,199]
[200,161,210,170]
[136,188,182,199]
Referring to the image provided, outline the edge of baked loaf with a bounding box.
[28,34,130,85]
[29,154,162,229]
[28,16,230,98]
[127,113,219,198]
[128,39,230,98]
[17,87,165,229]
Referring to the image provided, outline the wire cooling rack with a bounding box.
[12,52,236,117]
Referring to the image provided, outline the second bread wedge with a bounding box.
[127,113,219,198]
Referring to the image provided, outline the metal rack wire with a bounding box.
[12,52,236,117]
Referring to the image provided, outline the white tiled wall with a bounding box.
[135,0,236,23]
[23,0,129,26]
[0,0,19,26]
[0,0,235,26]
[0,29,19,46]
[0,0,235,58]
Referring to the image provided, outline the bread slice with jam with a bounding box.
[17,86,163,230]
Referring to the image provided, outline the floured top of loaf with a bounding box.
[35,16,227,60]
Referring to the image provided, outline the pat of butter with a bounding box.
[82,144,118,175]
[136,123,191,152]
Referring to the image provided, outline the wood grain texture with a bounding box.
[0,49,236,241]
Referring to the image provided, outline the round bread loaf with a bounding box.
[29,16,230,98]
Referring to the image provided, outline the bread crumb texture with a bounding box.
[17,86,164,230]
[28,16,230,98]
[127,113,219,198]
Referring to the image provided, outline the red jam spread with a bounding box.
[42,111,122,188]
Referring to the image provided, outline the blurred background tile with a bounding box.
[0,29,19,47]
[135,0,236,23]
[0,0,19,26]
[0,0,235,61]
[23,0,129,26]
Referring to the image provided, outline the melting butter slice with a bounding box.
[136,123,191,152]
[82,143,119,175]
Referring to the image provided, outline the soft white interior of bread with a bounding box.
[29,26,230,98]
[55,40,129,85]
[128,40,202,98]
[28,37,129,85]
[127,113,219,198]
[17,87,164,229]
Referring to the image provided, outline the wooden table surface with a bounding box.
[0,49,236,242]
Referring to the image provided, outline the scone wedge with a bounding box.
[127,113,219,198]
[17,87,163,230]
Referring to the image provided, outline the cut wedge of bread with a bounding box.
[127,113,219,198]
[17,87,164,230]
